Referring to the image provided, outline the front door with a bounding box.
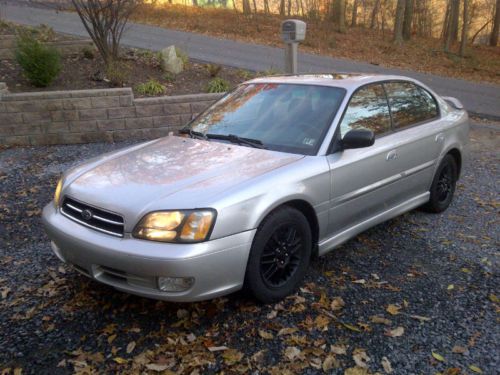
[326,83,407,239]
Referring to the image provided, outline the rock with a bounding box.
[159,45,184,74]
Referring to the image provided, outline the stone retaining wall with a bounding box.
[0,84,223,146]
[0,35,94,59]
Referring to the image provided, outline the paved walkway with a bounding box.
[3,2,499,118]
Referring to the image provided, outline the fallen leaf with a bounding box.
[267,310,278,319]
[370,315,392,325]
[352,349,370,368]
[353,279,366,284]
[489,294,499,303]
[331,296,345,311]
[460,267,471,273]
[277,327,298,336]
[284,346,302,361]
[186,333,196,342]
[107,334,116,344]
[145,363,171,372]
[432,352,445,362]
[222,349,244,365]
[409,315,431,322]
[344,367,371,375]
[330,344,347,355]
[258,329,274,339]
[468,365,483,373]
[386,304,401,315]
[251,350,266,365]
[385,326,404,337]
[0,287,10,299]
[447,284,454,290]
[314,315,330,330]
[322,354,338,371]
[207,346,228,352]
[176,309,189,319]
[381,356,393,373]
[310,357,322,369]
[13,369,22,375]
[126,341,135,354]
[451,345,468,354]
[342,323,361,332]
[113,357,127,364]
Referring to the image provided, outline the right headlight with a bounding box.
[54,177,63,208]
[133,209,216,243]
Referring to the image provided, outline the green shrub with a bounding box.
[82,46,95,59]
[206,63,222,77]
[163,71,176,83]
[175,47,189,66]
[15,34,61,87]
[136,79,166,96]
[237,69,253,80]
[105,61,130,87]
[206,77,229,93]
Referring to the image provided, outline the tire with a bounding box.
[422,154,458,213]
[244,207,312,303]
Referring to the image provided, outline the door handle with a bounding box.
[435,133,445,143]
[386,150,399,161]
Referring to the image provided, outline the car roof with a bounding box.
[246,73,418,90]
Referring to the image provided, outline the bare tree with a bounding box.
[351,0,358,27]
[444,0,460,51]
[459,0,468,56]
[393,0,405,44]
[370,0,380,29]
[71,0,143,65]
[333,0,347,33]
[491,0,500,46]
[402,0,414,40]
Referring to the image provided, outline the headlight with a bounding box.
[133,209,216,243]
[54,178,63,208]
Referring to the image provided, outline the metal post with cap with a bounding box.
[281,19,306,74]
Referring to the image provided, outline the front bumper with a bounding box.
[42,203,255,302]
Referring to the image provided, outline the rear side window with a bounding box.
[384,82,438,129]
[340,83,391,137]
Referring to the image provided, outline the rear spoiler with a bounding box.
[442,96,464,110]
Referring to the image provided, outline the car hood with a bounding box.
[64,136,303,222]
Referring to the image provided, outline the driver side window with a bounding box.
[340,84,391,138]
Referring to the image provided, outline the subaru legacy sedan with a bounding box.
[42,74,469,303]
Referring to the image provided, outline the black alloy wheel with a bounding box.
[244,207,312,303]
[423,154,458,213]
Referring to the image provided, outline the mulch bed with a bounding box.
[0,49,248,97]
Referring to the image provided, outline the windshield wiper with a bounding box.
[206,134,266,149]
[178,128,208,140]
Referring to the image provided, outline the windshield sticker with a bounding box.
[302,138,316,146]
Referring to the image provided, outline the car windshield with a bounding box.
[187,83,346,155]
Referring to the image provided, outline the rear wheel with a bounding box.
[423,154,458,213]
[245,207,312,303]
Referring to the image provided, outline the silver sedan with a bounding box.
[42,74,469,303]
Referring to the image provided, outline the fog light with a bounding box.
[157,276,194,292]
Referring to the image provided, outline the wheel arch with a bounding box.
[257,199,320,257]
[447,148,462,178]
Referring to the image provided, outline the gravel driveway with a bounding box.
[0,123,498,375]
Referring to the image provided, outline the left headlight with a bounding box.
[54,178,63,208]
[133,209,216,243]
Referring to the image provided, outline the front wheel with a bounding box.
[423,154,458,213]
[244,207,312,303]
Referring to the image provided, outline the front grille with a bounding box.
[61,197,124,237]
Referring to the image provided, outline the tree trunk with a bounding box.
[444,0,459,51]
[279,0,285,15]
[491,0,500,46]
[351,0,358,27]
[333,0,347,33]
[449,0,460,42]
[459,0,468,56]
[242,0,252,14]
[370,0,380,29]
[402,0,414,40]
[393,0,405,44]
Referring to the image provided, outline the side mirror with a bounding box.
[341,129,375,149]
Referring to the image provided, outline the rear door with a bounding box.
[382,81,444,198]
